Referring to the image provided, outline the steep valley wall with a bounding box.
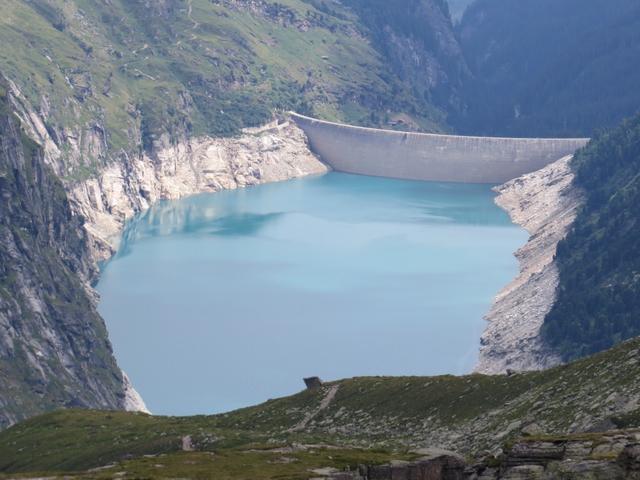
[290,113,589,184]
[69,121,328,261]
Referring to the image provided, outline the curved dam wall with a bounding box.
[290,113,590,184]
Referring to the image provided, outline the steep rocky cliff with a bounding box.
[0,63,328,429]
[479,112,640,370]
[0,83,129,429]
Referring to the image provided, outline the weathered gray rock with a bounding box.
[499,464,545,479]
[320,450,466,480]
[505,441,565,466]
[0,84,128,428]
[314,433,640,478]
[477,155,582,374]
[618,443,640,471]
[70,119,328,262]
[491,433,640,479]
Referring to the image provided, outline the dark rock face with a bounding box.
[0,83,125,429]
[619,443,640,471]
[488,433,640,479]
[304,377,323,389]
[341,0,469,124]
[317,432,640,479]
[321,450,467,479]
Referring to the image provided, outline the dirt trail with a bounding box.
[288,385,339,432]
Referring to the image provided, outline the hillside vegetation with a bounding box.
[1,336,639,475]
[543,114,640,360]
[3,0,640,445]
[456,0,640,137]
[0,0,463,181]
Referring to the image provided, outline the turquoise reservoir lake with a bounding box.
[97,172,527,415]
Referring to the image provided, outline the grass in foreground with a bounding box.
[1,337,640,475]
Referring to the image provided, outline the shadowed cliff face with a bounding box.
[0,83,126,429]
[341,0,469,128]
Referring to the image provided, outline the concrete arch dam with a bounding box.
[289,113,590,184]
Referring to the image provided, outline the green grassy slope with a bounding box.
[1,336,639,474]
[1,0,460,181]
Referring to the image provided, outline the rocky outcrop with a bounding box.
[7,77,327,261]
[483,431,640,479]
[477,155,583,374]
[121,371,149,414]
[70,120,328,260]
[0,84,127,429]
[315,449,467,479]
[313,432,640,479]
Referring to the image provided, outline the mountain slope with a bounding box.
[456,0,640,137]
[542,114,640,360]
[1,0,464,182]
[2,335,640,473]
[447,0,474,21]
[0,82,127,429]
[337,0,469,127]
[2,0,640,436]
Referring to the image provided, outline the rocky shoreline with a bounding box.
[72,125,581,398]
[71,120,329,262]
[72,120,328,411]
[8,78,329,416]
[476,155,583,374]
[7,71,584,416]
